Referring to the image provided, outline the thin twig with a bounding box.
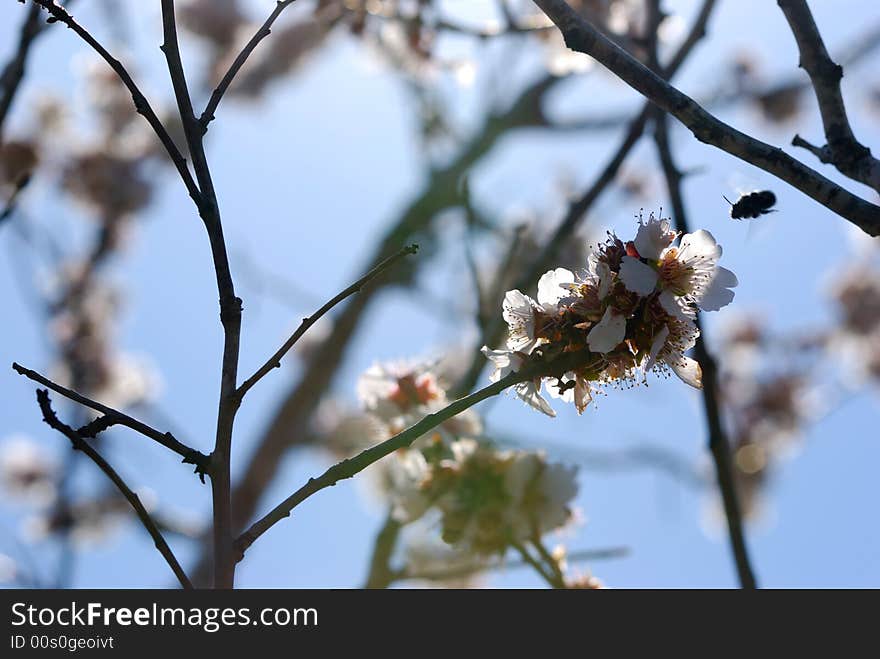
[511,541,563,588]
[237,243,419,401]
[34,389,193,590]
[653,112,757,589]
[28,0,200,205]
[531,0,880,236]
[391,545,628,584]
[777,0,880,193]
[12,362,210,478]
[199,0,301,131]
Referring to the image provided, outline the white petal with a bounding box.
[502,290,537,351]
[644,324,670,371]
[537,268,575,308]
[573,376,593,414]
[634,215,675,260]
[659,289,694,319]
[619,256,658,295]
[515,380,557,417]
[587,307,627,353]
[678,229,721,262]
[481,346,521,382]
[671,356,703,389]
[699,266,738,312]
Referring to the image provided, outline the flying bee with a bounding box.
[722,190,777,220]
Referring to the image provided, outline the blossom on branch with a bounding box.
[483,213,738,415]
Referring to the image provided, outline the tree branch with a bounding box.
[160,0,242,589]
[777,0,880,193]
[531,0,880,236]
[12,362,210,478]
[236,243,419,402]
[34,389,193,590]
[0,3,43,138]
[653,112,758,589]
[27,0,201,205]
[234,350,596,558]
[363,512,403,589]
[199,0,301,131]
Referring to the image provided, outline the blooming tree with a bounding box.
[1,0,879,589]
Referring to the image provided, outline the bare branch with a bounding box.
[27,0,200,205]
[237,243,419,401]
[34,389,193,590]
[778,0,880,193]
[12,362,210,478]
[199,0,301,131]
[531,0,880,236]
[653,112,757,589]
[160,0,242,590]
[0,3,43,137]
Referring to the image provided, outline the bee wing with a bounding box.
[725,171,763,197]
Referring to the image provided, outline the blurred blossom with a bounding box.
[565,572,605,589]
[179,0,247,50]
[393,437,579,555]
[401,533,489,588]
[713,312,825,525]
[618,169,654,201]
[357,358,481,436]
[88,353,162,412]
[729,51,803,124]
[0,140,38,190]
[0,436,58,505]
[62,150,152,219]
[34,94,68,135]
[25,495,128,547]
[81,59,139,136]
[312,399,388,458]
[755,83,803,125]
[227,5,341,99]
[827,262,880,386]
[483,213,737,416]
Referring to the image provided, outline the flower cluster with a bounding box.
[483,213,738,416]
[390,438,578,556]
[311,356,585,583]
[356,358,483,438]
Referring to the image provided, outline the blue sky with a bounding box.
[1,0,879,588]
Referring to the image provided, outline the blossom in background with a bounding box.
[393,438,579,555]
[828,263,880,386]
[357,358,482,437]
[483,213,738,415]
[0,436,58,505]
